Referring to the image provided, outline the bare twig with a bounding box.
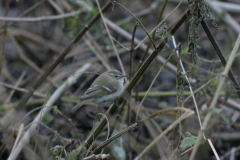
[206,0,240,33]
[0,10,83,22]
[104,17,177,74]
[8,63,91,160]
[16,1,112,111]
[8,124,24,160]
[116,3,157,26]
[84,154,110,160]
[172,36,206,139]
[134,109,194,160]
[78,9,188,153]
[9,28,63,53]
[8,33,58,87]
[98,113,110,142]
[84,32,111,70]
[210,1,240,13]
[0,82,47,98]
[208,139,220,160]
[20,0,47,17]
[220,145,240,160]
[0,0,9,83]
[190,34,240,160]
[136,43,179,121]
[129,23,138,80]
[113,1,156,49]
[140,0,168,64]
[4,71,26,104]
[95,0,126,76]
[48,0,64,14]
[134,0,184,50]
[92,107,193,154]
[201,18,240,97]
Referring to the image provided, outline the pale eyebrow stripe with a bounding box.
[102,86,112,92]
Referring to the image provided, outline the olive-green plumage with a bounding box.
[72,70,126,111]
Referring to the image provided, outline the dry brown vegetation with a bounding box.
[1,0,240,160]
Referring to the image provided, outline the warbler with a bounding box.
[72,70,126,111]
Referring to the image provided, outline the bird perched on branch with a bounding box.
[72,70,126,111]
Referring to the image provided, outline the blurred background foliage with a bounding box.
[0,0,240,160]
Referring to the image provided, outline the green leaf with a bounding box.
[68,32,74,38]
[53,106,59,115]
[50,145,63,160]
[180,46,189,55]
[111,145,126,160]
[185,132,192,137]
[110,130,126,160]
[70,150,77,160]
[212,78,220,87]
[212,108,223,114]
[222,115,231,125]
[43,114,52,123]
[196,45,201,49]
[180,137,196,151]
[219,105,229,111]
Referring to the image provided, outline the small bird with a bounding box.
[72,70,126,111]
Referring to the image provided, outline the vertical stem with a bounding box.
[140,0,168,63]
[16,1,112,110]
[172,36,206,140]
[201,19,240,97]
[190,34,240,160]
[0,0,9,84]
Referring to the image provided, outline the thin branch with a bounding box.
[9,28,64,53]
[172,36,206,139]
[0,82,47,98]
[210,1,240,13]
[48,0,64,14]
[104,17,177,74]
[206,0,240,33]
[78,9,188,153]
[8,63,91,160]
[113,1,156,49]
[8,33,58,87]
[134,109,194,160]
[84,32,111,70]
[8,124,24,160]
[220,145,240,160]
[4,71,26,104]
[201,18,240,97]
[95,0,126,76]
[98,113,110,143]
[136,43,178,121]
[0,0,9,82]
[134,0,185,50]
[0,0,47,36]
[140,0,168,64]
[16,1,112,111]
[190,34,240,160]
[92,107,193,154]
[0,10,83,22]
[208,139,220,160]
[182,77,217,104]
[110,37,130,51]
[116,3,157,26]
[129,22,138,80]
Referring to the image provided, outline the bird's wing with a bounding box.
[81,85,117,100]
